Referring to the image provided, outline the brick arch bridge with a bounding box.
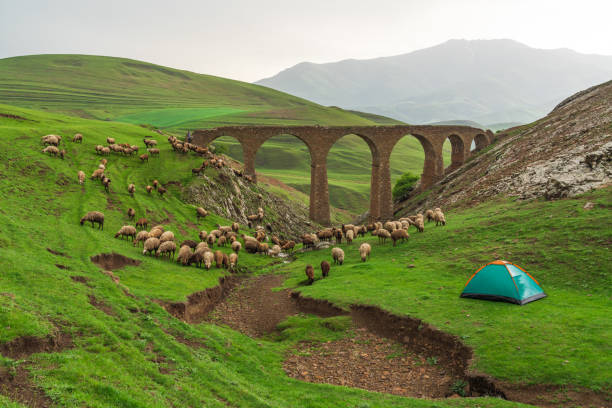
[192,125,494,225]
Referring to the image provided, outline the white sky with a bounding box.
[0,0,610,82]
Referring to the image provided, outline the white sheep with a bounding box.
[359,242,371,262]
[157,241,177,259]
[331,247,345,265]
[143,237,160,256]
[159,231,174,243]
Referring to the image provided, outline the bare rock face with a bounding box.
[183,166,314,239]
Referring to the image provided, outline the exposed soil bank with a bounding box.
[0,365,51,408]
[159,275,241,323]
[90,252,140,271]
[0,332,73,360]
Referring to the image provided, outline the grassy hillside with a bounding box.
[279,189,612,390]
[0,104,530,407]
[0,54,451,214]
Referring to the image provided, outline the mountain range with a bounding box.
[256,39,612,126]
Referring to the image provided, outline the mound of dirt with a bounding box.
[90,253,140,271]
[284,327,454,398]
[0,365,51,408]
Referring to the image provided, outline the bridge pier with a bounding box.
[310,154,331,225]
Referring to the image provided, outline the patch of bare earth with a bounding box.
[0,365,52,408]
[0,332,73,360]
[285,328,454,398]
[90,252,140,271]
[88,294,115,316]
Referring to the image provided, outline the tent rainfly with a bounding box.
[461,260,546,305]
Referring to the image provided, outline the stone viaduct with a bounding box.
[192,125,494,225]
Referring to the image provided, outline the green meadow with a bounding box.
[0,104,532,407]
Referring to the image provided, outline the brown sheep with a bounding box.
[127,183,135,197]
[305,265,315,285]
[177,245,192,265]
[59,149,66,159]
[214,250,224,268]
[257,242,269,255]
[425,209,435,223]
[331,247,344,265]
[199,230,208,241]
[281,240,295,252]
[78,171,85,185]
[196,207,208,220]
[42,146,59,156]
[102,177,111,192]
[222,253,229,269]
[146,185,153,194]
[143,237,161,256]
[143,138,157,147]
[136,218,148,230]
[91,168,104,180]
[152,180,159,190]
[72,133,83,143]
[180,240,198,249]
[244,238,258,254]
[80,211,104,229]
[157,186,167,197]
[231,240,241,253]
[127,208,135,220]
[157,241,177,259]
[106,137,115,144]
[320,260,330,278]
[359,243,371,262]
[391,229,409,246]
[139,154,149,162]
[216,236,227,247]
[147,148,160,156]
[231,222,240,233]
[377,229,391,244]
[114,225,137,241]
[207,234,216,246]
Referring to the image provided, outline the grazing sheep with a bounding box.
[359,243,371,262]
[127,183,135,197]
[72,133,83,143]
[384,221,396,232]
[257,242,269,255]
[133,230,149,247]
[101,147,110,156]
[357,225,367,237]
[114,225,137,241]
[143,138,157,147]
[98,164,106,170]
[146,185,153,194]
[331,247,345,265]
[136,218,148,230]
[305,265,315,285]
[333,228,343,244]
[207,234,216,247]
[180,240,198,249]
[41,134,60,146]
[231,222,240,233]
[281,240,295,252]
[152,180,159,190]
[80,211,104,229]
[157,186,167,197]
[321,260,330,278]
[91,168,104,180]
[231,240,241,253]
[195,241,210,253]
[271,235,280,246]
[143,237,161,256]
[425,209,435,223]
[147,148,160,156]
[414,215,425,233]
[214,250,224,268]
[302,233,316,249]
[198,230,208,241]
[196,207,208,220]
[345,229,354,245]
[59,149,66,159]
[244,238,258,254]
[106,137,115,144]
[42,146,59,156]
[159,231,175,243]
[268,244,281,257]
[102,177,111,192]
[433,208,446,226]
[131,145,139,153]
[148,228,163,239]
[202,251,214,270]
[127,208,135,220]
[139,154,149,162]
[177,245,192,265]
[391,229,409,246]
[229,253,238,271]
[377,229,391,244]
[100,158,107,166]
[157,241,177,259]
[77,170,85,185]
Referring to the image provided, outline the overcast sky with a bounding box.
[1,0,610,82]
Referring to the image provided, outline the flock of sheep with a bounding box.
[299,208,446,284]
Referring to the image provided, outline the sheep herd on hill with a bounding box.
[299,208,446,284]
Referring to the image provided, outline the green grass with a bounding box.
[0,54,453,214]
[0,104,528,407]
[275,190,612,389]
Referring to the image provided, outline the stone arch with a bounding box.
[474,133,489,151]
[390,133,441,192]
[444,134,466,173]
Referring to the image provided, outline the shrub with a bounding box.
[392,172,419,201]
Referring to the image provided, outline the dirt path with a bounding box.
[207,274,300,337]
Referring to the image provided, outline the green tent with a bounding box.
[461,260,546,305]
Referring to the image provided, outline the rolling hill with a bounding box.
[0,54,452,214]
[256,39,612,126]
